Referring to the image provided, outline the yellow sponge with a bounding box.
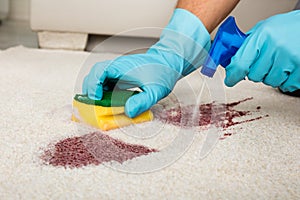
[71,92,153,131]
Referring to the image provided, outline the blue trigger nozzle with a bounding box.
[201,16,247,77]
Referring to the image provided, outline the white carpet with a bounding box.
[0,46,299,199]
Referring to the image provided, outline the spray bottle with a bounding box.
[201,16,247,77]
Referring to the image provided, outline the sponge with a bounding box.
[72,91,153,131]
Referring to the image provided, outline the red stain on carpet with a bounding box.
[154,97,268,139]
[41,97,267,168]
[41,132,157,168]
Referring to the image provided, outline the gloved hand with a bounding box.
[82,9,210,118]
[224,10,300,92]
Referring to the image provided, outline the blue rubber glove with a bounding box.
[82,9,210,118]
[225,10,300,92]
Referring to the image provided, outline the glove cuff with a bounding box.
[167,8,210,44]
[148,8,211,75]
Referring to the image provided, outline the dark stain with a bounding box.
[41,132,157,168]
[154,97,268,138]
[41,97,267,168]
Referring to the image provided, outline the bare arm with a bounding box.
[177,0,240,33]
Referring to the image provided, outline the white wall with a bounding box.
[7,0,299,23]
[230,0,298,32]
[8,0,30,21]
[31,0,298,38]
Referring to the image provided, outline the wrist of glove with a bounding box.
[148,8,211,76]
[82,9,211,118]
[224,10,300,92]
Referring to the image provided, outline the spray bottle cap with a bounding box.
[201,16,247,77]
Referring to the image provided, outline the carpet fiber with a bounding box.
[0,46,299,199]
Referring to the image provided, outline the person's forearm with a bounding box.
[177,0,240,33]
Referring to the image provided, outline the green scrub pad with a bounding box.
[74,90,139,107]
